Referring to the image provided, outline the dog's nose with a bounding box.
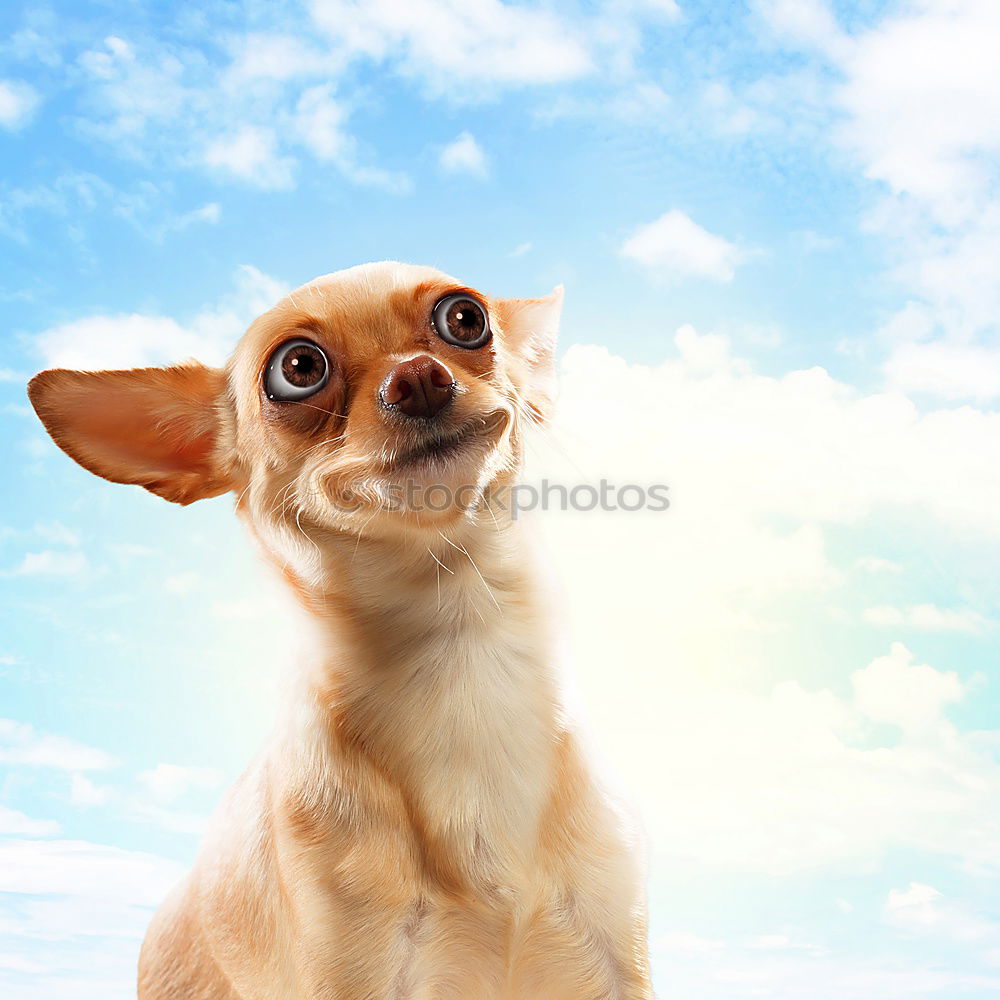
[380,355,455,419]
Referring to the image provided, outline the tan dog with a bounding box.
[28,262,653,1000]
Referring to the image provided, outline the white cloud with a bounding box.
[753,0,847,58]
[36,314,190,369]
[619,210,746,282]
[293,84,409,192]
[573,639,1000,874]
[508,241,533,258]
[660,930,724,953]
[310,0,592,95]
[224,32,345,83]
[0,838,184,932]
[167,201,220,230]
[886,882,942,919]
[203,126,296,190]
[853,642,965,731]
[0,836,188,1000]
[126,764,224,836]
[835,0,1000,224]
[747,933,823,953]
[77,35,186,140]
[0,170,178,244]
[518,332,1000,875]
[885,882,1000,948]
[33,521,81,547]
[754,0,1000,402]
[294,84,349,162]
[0,953,43,974]
[0,719,116,771]
[137,763,223,804]
[2,550,88,577]
[75,33,393,194]
[862,604,987,633]
[884,339,1000,403]
[163,572,202,596]
[540,329,1000,544]
[439,131,488,177]
[855,555,902,575]
[0,79,40,129]
[70,774,113,808]
[0,806,59,836]
[62,3,679,195]
[33,265,289,370]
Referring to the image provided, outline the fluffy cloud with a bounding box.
[310,0,592,95]
[1,550,88,577]
[0,838,186,999]
[33,265,288,369]
[61,2,686,190]
[834,0,1000,223]
[439,131,488,178]
[521,330,1000,874]
[753,0,846,57]
[585,639,1000,874]
[861,604,987,633]
[0,719,116,772]
[852,643,965,731]
[75,33,392,192]
[70,774,113,808]
[65,1,677,192]
[885,882,1000,952]
[137,763,223,804]
[0,806,59,837]
[619,210,746,282]
[884,339,1000,403]
[756,0,1000,401]
[203,126,296,190]
[0,79,40,129]
[0,838,183,937]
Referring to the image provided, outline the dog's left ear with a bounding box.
[27,363,232,506]
[497,284,563,422]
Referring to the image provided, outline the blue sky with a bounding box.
[3,1,1000,997]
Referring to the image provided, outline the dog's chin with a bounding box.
[395,420,491,473]
[383,425,505,511]
[316,417,513,534]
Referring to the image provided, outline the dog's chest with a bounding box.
[345,608,557,873]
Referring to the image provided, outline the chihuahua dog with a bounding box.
[28,262,653,1000]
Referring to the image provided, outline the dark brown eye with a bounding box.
[264,339,329,401]
[432,295,490,349]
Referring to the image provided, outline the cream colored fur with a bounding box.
[28,262,654,1000]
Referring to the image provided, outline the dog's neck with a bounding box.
[268,514,562,887]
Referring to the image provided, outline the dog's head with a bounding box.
[28,262,562,549]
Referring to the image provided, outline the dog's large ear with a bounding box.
[497,284,563,423]
[27,363,232,506]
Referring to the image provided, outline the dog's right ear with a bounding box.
[27,363,232,506]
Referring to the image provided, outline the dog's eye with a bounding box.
[264,339,330,401]
[432,295,491,350]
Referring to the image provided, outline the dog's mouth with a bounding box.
[394,411,508,470]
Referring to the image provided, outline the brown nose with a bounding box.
[380,355,455,419]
